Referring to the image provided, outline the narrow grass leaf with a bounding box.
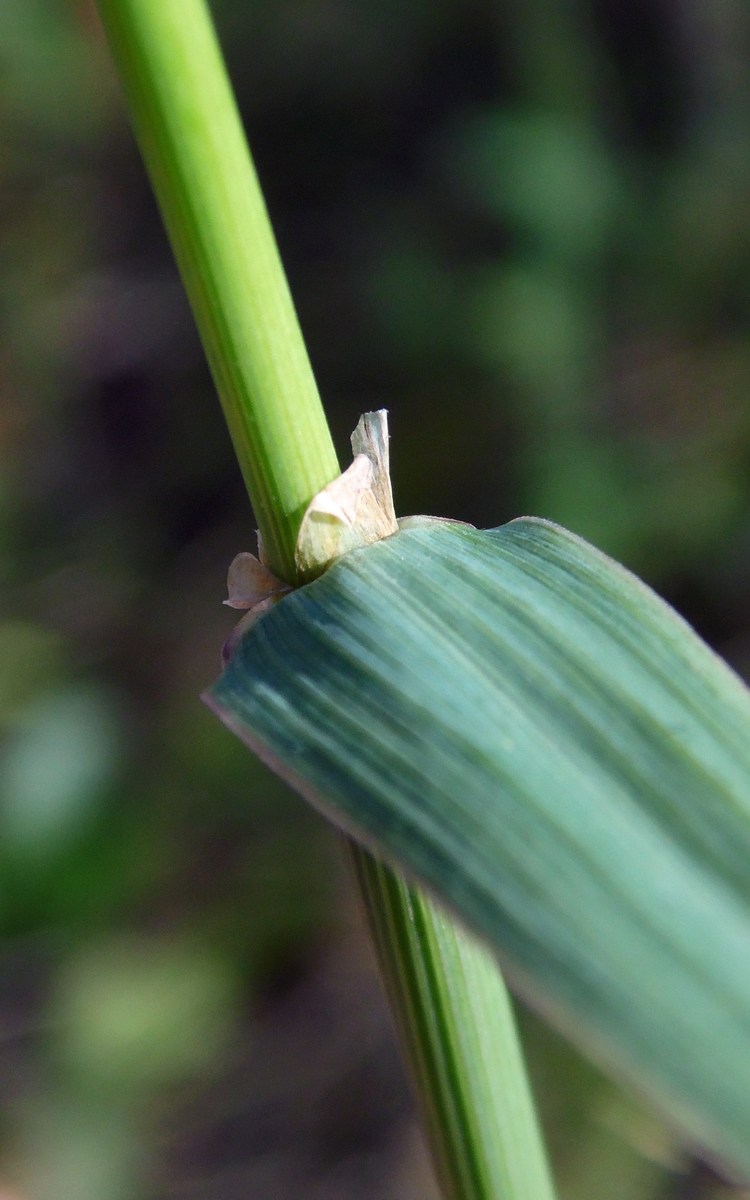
[207,517,750,1178]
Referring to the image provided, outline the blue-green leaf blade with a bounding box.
[208,518,750,1176]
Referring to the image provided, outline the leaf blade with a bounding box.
[208,518,750,1177]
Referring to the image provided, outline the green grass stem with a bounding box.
[96,1,557,1195]
[96,0,339,583]
[353,848,557,1200]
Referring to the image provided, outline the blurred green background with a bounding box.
[2,1,750,1197]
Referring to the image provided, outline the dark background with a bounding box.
[1,0,750,1196]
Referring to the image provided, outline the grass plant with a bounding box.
[96,0,750,1189]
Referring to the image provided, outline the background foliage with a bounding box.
[2,1,750,1196]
